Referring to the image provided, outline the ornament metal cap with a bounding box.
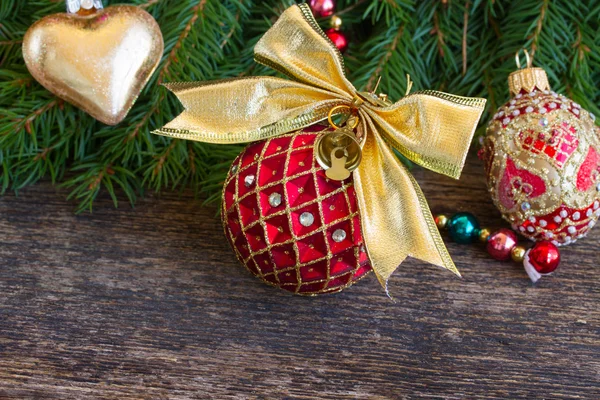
[508,49,550,96]
[66,0,103,14]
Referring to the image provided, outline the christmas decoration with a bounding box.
[486,228,518,261]
[222,129,371,295]
[523,241,561,283]
[154,4,485,295]
[4,1,598,212]
[436,212,561,283]
[447,212,480,244]
[309,0,336,18]
[326,28,348,54]
[22,0,163,125]
[326,16,348,53]
[480,50,600,246]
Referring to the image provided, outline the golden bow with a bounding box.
[153,4,486,293]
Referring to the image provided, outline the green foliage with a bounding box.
[0,0,598,211]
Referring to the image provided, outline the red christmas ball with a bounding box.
[309,0,336,18]
[486,228,518,261]
[481,81,600,246]
[221,127,372,295]
[523,241,561,283]
[326,28,348,53]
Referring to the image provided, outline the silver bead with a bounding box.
[268,192,282,207]
[332,229,347,243]
[539,118,548,127]
[244,174,255,188]
[299,212,315,227]
[521,202,531,212]
[596,182,600,192]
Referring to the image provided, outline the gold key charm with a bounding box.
[326,147,351,181]
[315,104,363,181]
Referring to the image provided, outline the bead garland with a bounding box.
[435,212,561,283]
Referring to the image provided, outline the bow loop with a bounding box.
[254,4,355,99]
[364,91,487,179]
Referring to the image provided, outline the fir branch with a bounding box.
[0,0,598,211]
[432,11,445,58]
[138,0,161,9]
[530,0,549,57]
[462,1,470,75]
[15,99,59,134]
[365,25,404,91]
[158,0,207,85]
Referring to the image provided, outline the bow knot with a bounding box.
[153,4,486,293]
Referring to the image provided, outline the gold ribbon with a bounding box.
[153,4,486,293]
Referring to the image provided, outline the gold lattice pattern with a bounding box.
[221,129,372,295]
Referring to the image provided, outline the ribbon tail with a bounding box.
[354,121,459,293]
[254,4,355,98]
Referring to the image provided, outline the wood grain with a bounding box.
[1,152,599,399]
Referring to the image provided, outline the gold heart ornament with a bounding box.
[23,5,164,125]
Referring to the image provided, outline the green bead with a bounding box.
[447,212,480,244]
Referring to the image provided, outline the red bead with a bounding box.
[309,0,336,18]
[523,241,560,282]
[527,241,561,273]
[222,128,371,295]
[486,228,518,261]
[326,28,348,53]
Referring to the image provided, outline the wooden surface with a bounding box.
[1,152,599,399]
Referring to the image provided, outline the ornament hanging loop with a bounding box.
[66,0,103,14]
[515,48,532,69]
[327,105,359,130]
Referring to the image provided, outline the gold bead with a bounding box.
[511,246,526,263]
[330,15,343,30]
[435,215,448,230]
[479,228,491,243]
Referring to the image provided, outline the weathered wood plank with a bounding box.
[0,153,599,399]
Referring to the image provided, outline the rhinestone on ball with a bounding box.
[244,174,255,188]
[539,118,548,127]
[521,202,531,212]
[332,229,347,243]
[269,192,282,207]
[299,212,315,227]
[231,164,238,174]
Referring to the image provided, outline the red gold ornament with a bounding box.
[480,51,600,246]
[222,128,371,295]
[155,4,485,296]
[309,0,336,18]
[486,228,518,261]
[523,241,561,283]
